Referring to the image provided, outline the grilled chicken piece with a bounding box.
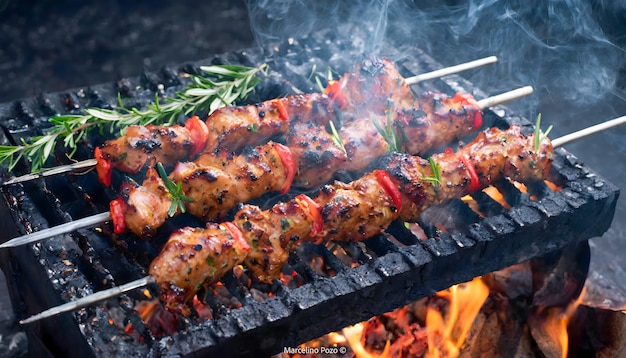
[234,200,313,283]
[171,143,290,222]
[206,93,336,151]
[316,173,399,242]
[339,57,416,115]
[398,92,482,154]
[99,124,193,174]
[150,125,552,311]
[118,167,173,237]
[288,120,348,188]
[149,223,249,313]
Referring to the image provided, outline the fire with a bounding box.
[426,277,490,357]
[342,323,392,358]
[482,186,511,210]
[539,287,587,358]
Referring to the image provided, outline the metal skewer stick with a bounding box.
[1,56,498,188]
[17,109,626,325]
[404,56,498,85]
[551,115,626,148]
[0,86,533,251]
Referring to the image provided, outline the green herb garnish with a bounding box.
[0,64,267,172]
[533,113,553,152]
[156,162,193,217]
[328,120,346,153]
[422,157,442,187]
[373,109,403,153]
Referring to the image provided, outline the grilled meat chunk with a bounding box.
[149,224,249,313]
[171,143,289,222]
[119,167,172,237]
[99,124,193,174]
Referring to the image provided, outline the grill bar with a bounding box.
[0,30,619,357]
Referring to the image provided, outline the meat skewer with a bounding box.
[0,87,533,249]
[115,89,484,237]
[20,121,564,324]
[0,56,497,187]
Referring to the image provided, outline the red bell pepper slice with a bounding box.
[324,80,347,109]
[223,222,250,252]
[185,115,209,157]
[110,196,127,234]
[374,169,402,211]
[274,99,289,121]
[295,194,323,243]
[460,155,481,193]
[94,147,112,187]
[452,93,483,130]
[273,143,297,195]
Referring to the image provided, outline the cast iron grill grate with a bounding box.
[0,28,619,357]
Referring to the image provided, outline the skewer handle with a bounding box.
[0,211,112,248]
[476,86,534,109]
[552,115,626,148]
[405,56,498,85]
[20,276,156,324]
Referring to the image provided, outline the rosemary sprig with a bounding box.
[534,113,553,152]
[373,109,403,153]
[0,64,267,173]
[156,162,192,217]
[422,157,442,187]
[328,120,346,153]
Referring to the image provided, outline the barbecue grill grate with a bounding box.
[0,28,619,357]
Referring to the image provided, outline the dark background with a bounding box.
[0,1,624,356]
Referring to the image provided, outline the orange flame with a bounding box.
[482,186,511,210]
[342,323,392,358]
[426,277,490,357]
[541,287,587,358]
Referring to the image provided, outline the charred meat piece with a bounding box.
[149,223,249,313]
[99,124,193,174]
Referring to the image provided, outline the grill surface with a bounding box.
[0,27,619,357]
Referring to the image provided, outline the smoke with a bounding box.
[245,0,392,56]
[245,0,626,113]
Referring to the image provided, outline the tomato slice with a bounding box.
[460,155,481,193]
[295,194,323,243]
[324,80,347,109]
[185,115,209,157]
[110,196,127,234]
[452,93,483,130]
[274,99,289,121]
[374,170,402,211]
[94,147,112,187]
[273,143,297,195]
[223,222,250,252]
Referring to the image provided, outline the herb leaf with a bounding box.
[328,120,346,153]
[422,157,442,187]
[373,109,403,153]
[156,162,193,217]
[0,64,267,173]
[534,113,554,152]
